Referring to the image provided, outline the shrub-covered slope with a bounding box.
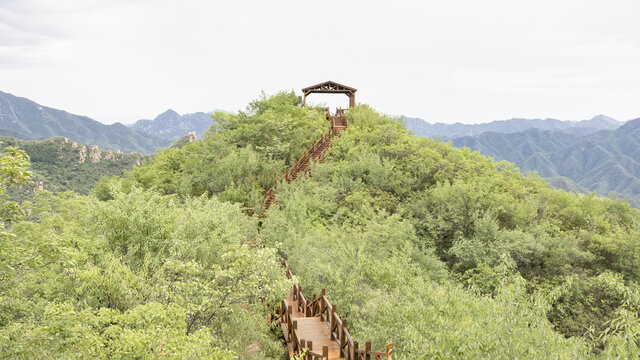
[3,92,640,359]
[122,93,640,358]
[0,136,147,202]
[259,106,640,358]
[121,91,327,212]
[0,189,289,359]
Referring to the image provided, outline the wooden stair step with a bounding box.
[261,126,346,213]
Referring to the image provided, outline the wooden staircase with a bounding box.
[261,109,348,212]
[261,108,393,359]
[278,261,393,360]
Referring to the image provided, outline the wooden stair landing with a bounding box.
[281,296,342,359]
[278,281,392,360]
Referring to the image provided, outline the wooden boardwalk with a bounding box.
[262,94,392,359]
[278,280,392,360]
[261,108,347,212]
[281,298,342,359]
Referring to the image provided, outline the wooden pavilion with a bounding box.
[301,81,357,108]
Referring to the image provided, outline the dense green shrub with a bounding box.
[259,104,640,358]
[1,184,289,359]
[125,91,327,211]
[4,92,640,358]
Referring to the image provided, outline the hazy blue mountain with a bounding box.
[0,90,171,154]
[404,114,622,139]
[130,109,226,140]
[0,128,30,139]
[543,177,640,208]
[451,118,640,208]
[452,128,582,165]
[545,176,590,194]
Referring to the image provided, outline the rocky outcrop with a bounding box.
[51,137,144,165]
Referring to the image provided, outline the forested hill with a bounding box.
[0,90,171,153]
[2,136,147,202]
[3,92,640,359]
[404,114,622,139]
[452,119,640,208]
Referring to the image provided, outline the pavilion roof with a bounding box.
[302,81,357,94]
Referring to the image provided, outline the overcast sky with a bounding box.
[1,0,639,124]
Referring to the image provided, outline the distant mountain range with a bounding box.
[449,119,640,208]
[129,109,224,140]
[404,114,623,139]
[3,89,637,208]
[0,90,171,154]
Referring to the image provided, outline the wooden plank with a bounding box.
[294,317,342,359]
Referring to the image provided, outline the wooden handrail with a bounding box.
[280,260,392,360]
[260,126,336,211]
[265,109,391,359]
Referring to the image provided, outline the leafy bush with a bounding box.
[1,184,289,359]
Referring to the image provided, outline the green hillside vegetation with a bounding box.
[169,131,198,149]
[120,92,327,211]
[1,136,147,203]
[2,92,640,359]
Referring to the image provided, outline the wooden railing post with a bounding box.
[330,304,337,339]
[312,293,317,316]
[334,316,347,346]
[280,300,285,319]
[341,318,348,357]
[352,340,358,360]
[319,291,326,321]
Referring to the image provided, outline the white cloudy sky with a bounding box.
[1,0,639,124]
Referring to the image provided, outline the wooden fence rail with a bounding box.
[261,126,336,211]
[263,107,391,359]
[279,260,392,360]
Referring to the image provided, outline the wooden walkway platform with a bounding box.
[262,105,392,359]
[261,108,348,212]
[281,298,342,359]
[278,270,392,360]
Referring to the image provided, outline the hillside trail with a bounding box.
[260,107,393,360]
